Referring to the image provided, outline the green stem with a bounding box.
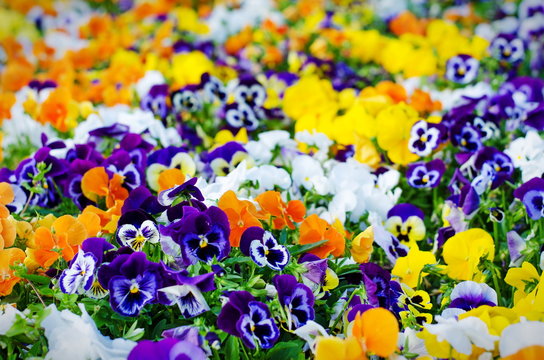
[330,288,358,332]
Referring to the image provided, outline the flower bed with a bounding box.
[1,0,544,359]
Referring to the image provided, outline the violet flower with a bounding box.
[273,274,315,330]
[474,147,514,189]
[128,338,207,360]
[408,120,445,156]
[116,210,160,251]
[158,177,204,207]
[406,159,446,188]
[217,291,279,349]
[141,84,169,119]
[448,281,497,311]
[98,252,159,317]
[158,271,215,318]
[59,249,97,295]
[445,54,479,84]
[240,227,290,271]
[385,203,426,245]
[514,177,544,220]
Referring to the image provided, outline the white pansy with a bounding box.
[42,304,136,360]
[294,321,329,354]
[424,316,499,355]
[245,165,291,192]
[291,155,329,195]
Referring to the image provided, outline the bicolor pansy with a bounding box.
[406,159,446,188]
[385,203,426,246]
[240,227,290,271]
[116,210,160,251]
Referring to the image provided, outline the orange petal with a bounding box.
[81,167,109,200]
[0,182,14,205]
[158,168,186,193]
[52,215,87,246]
[286,199,306,223]
[352,308,399,357]
[78,210,101,237]
[502,346,544,360]
[0,218,16,249]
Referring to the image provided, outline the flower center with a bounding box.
[461,138,467,146]
[420,135,428,142]
[130,283,139,294]
[422,175,429,183]
[199,235,208,248]
[494,165,501,172]
[80,270,86,276]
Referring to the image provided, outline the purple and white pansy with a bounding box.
[116,210,160,251]
[273,274,315,330]
[406,159,446,188]
[240,227,290,271]
[445,54,480,84]
[514,177,544,220]
[408,120,445,156]
[59,249,97,295]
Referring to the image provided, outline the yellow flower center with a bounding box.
[199,235,208,248]
[461,139,467,146]
[130,284,139,294]
[457,68,465,75]
[420,135,428,142]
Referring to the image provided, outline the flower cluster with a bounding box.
[1,0,544,359]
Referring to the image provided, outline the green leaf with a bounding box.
[17,272,51,285]
[266,340,304,360]
[224,336,240,360]
[289,240,328,256]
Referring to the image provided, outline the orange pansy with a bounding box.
[254,191,305,230]
[389,11,427,36]
[351,308,399,357]
[37,87,78,132]
[25,215,88,271]
[218,190,262,247]
[0,247,26,296]
[299,214,345,258]
[81,167,129,208]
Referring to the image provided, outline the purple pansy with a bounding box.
[128,338,207,360]
[406,159,446,188]
[217,291,279,349]
[201,73,227,104]
[223,102,259,131]
[273,274,315,330]
[360,263,400,310]
[298,253,328,293]
[98,252,159,317]
[58,249,97,295]
[450,120,483,153]
[474,147,514,189]
[240,227,290,271]
[175,206,231,265]
[445,54,479,84]
[116,210,160,251]
[158,177,204,206]
[372,224,408,264]
[514,177,544,220]
[141,84,169,119]
[233,75,266,108]
[448,281,497,311]
[158,271,215,318]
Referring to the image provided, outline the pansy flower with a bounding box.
[171,84,202,114]
[217,190,262,247]
[116,210,160,251]
[104,150,143,191]
[201,73,227,104]
[58,249,96,295]
[474,147,514,189]
[255,191,306,231]
[158,271,215,318]
[176,206,230,265]
[98,252,158,317]
[360,263,400,309]
[408,120,444,157]
[445,54,479,84]
[385,203,426,246]
[273,274,315,330]
[240,227,290,271]
[514,177,544,220]
[298,214,345,258]
[157,177,204,207]
[80,237,116,299]
[205,142,251,177]
[447,281,497,312]
[128,338,207,360]
[490,34,525,65]
[224,102,260,131]
[371,224,409,264]
[392,246,436,288]
[0,247,26,296]
[141,84,169,119]
[233,75,267,108]
[406,159,446,189]
[81,166,129,209]
[217,291,279,349]
[450,120,483,153]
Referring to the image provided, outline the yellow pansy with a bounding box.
[392,246,436,288]
[459,305,518,337]
[351,226,374,263]
[376,103,420,165]
[442,229,494,281]
[505,262,540,303]
[171,51,214,88]
[214,128,249,146]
